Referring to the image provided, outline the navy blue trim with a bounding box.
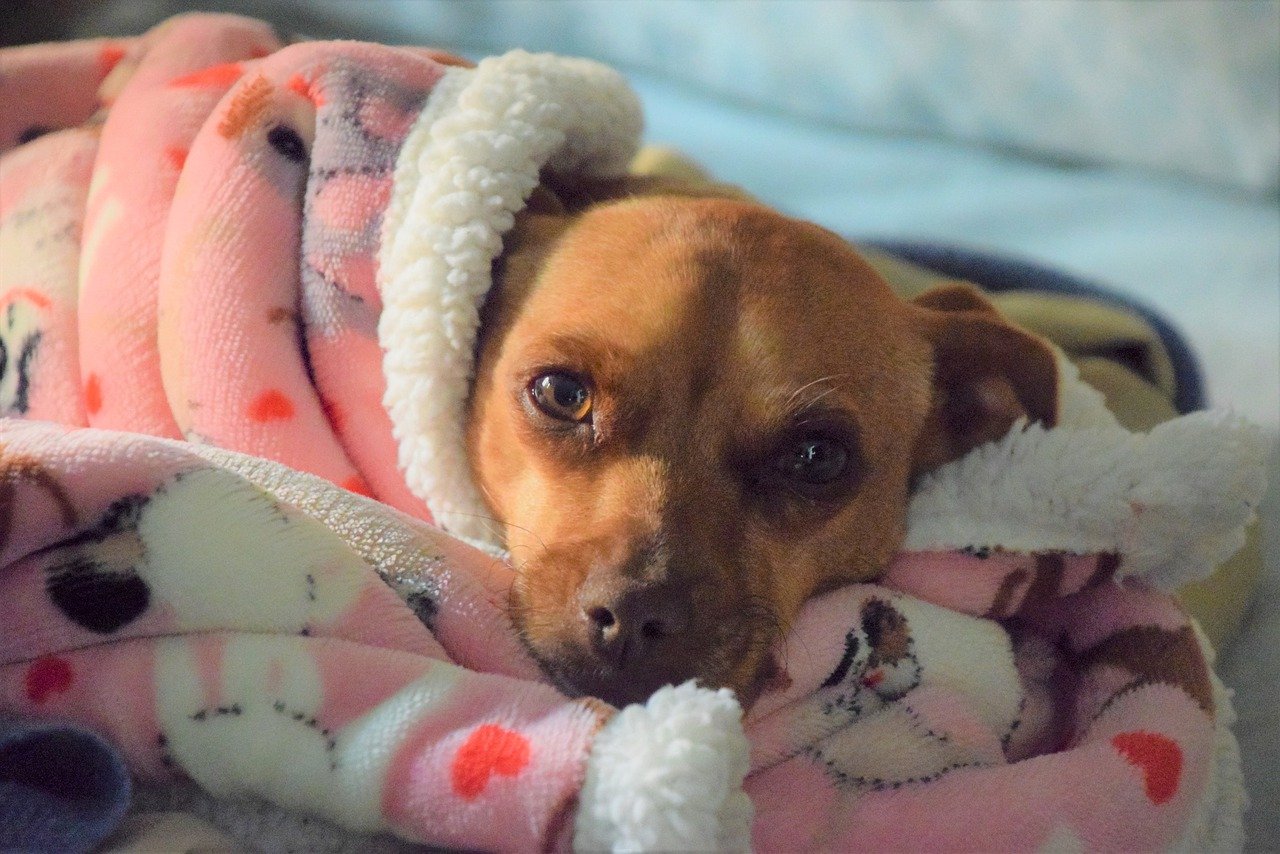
[0,717,132,853]
[863,241,1205,414]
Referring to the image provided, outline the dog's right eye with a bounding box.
[528,372,593,423]
[745,420,864,507]
[774,435,849,485]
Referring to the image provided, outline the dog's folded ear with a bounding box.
[911,283,1059,476]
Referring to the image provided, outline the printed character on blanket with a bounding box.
[0,13,1269,853]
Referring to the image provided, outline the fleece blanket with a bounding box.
[0,13,1270,852]
[0,12,639,538]
[1,408,1267,851]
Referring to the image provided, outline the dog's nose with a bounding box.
[580,578,692,671]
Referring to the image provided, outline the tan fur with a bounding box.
[466,183,1057,707]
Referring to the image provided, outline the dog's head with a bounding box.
[467,189,1056,707]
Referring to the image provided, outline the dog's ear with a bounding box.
[522,183,568,216]
[911,283,1059,476]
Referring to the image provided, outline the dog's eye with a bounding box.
[529,372,592,422]
[774,435,849,484]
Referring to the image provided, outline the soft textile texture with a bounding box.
[0,418,755,851]
[0,13,639,534]
[0,407,1264,851]
[0,716,132,853]
[0,35,138,152]
[0,419,737,851]
[100,810,236,854]
[0,14,1270,851]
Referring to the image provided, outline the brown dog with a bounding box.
[466,179,1057,707]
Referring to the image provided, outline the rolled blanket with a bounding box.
[0,34,137,151]
[1,11,640,534]
[0,419,748,852]
[0,382,1267,850]
[0,12,1270,852]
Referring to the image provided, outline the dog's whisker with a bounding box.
[739,592,792,661]
[797,383,840,414]
[440,510,554,558]
[436,509,507,542]
[783,372,850,414]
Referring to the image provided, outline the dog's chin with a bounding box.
[551,662,687,709]
[526,638,764,710]
[525,644,688,708]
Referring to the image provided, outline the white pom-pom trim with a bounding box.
[904,403,1269,589]
[574,681,753,852]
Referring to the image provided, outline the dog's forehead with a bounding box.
[544,198,901,322]
[729,301,884,432]
[522,198,927,419]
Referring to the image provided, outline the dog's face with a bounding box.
[467,195,1056,707]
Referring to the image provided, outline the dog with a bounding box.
[466,176,1058,707]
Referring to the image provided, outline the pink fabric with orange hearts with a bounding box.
[2,12,432,518]
[0,418,602,851]
[0,13,1250,852]
[0,415,1229,852]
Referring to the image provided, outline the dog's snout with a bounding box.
[579,576,692,671]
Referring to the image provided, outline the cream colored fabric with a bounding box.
[102,811,237,853]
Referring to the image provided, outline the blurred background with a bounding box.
[7,0,1280,845]
[11,0,1278,431]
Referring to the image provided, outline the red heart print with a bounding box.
[1112,730,1182,805]
[25,656,74,705]
[450,724,532,801]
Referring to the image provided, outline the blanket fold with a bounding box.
[0,13,1269,852]
[0,419,748,852]
[0,401,1262,850]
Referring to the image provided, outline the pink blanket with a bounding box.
[1,414,1262,850]
[0,13,1268,852]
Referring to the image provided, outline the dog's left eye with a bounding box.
[528,372,592,422]
[774,435,849,484]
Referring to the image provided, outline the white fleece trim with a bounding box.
[903,351,1269,587]
[379,51,642,546]
[904,406,1269,589]
[1052,353,1120,430]
[574,681,753,852]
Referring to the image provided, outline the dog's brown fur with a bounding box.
[467,180,1057,707]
